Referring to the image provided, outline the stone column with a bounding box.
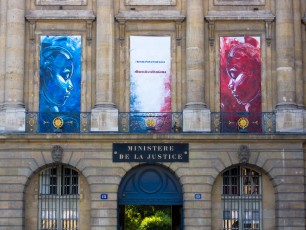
[91,0,118,131]
[302,1,306,132]
[0,0,7,108]
[293,0,303,109]
[0,0,26,131]
[183,0,210,132]
[275,0,303,132]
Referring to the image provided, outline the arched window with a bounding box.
[222,166,262,230]
[39,165,80,230]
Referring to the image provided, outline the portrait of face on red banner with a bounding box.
[220,36,261,113]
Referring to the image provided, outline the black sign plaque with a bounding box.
[113,143,189,162]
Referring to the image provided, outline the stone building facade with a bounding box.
[0,0,306,229]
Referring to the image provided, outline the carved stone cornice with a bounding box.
[115,10,185,42]
[205,10,275,46]
[25,10,96,41]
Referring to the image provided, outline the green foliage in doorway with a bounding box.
[139,211,171,230]
[124,205,171,230]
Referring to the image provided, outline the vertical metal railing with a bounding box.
[39,167,58,229]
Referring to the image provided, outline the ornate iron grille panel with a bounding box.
[212,112,275,133]
[26,112,91,133]
[119,112,183,133]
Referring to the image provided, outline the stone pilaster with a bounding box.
[183,0,210,132]
[91,0,118,132]
[275,0,303,132]
[0,0,26,132]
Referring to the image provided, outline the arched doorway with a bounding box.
[118,164,183,230]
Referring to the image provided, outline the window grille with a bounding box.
[39,165,80,230]
[222,166,261,230]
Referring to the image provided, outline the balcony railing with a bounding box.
[23,112,278,134]
[26,112,91,133]
[211,112,276,134]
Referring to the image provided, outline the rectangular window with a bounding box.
[40,167,57,194]
[223,167,239,195]
[62,167,79,195]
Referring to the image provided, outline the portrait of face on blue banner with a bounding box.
[39,35,81,133]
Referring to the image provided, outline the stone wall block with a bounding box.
[0,109,25,132]
[183,109,211,132]
[91,209,117,218]
[91,108,118,132]
[276,109,304,132]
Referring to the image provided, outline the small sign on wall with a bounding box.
[100,194,108,200]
